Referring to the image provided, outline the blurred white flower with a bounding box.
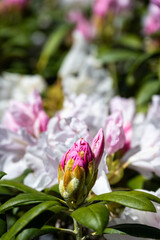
[123,95,160,177]
[119,189,160,229]
[0,72,46,120]
[59,32,114,100]
[24,116,110,193]
[59,93,108,136]
[0,127,36,179]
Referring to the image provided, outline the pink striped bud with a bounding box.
[58,129,104,208]
[91,128,104,168]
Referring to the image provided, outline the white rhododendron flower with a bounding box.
[0,72,46,120]
[59,32,114,100]
[59,93,108,136]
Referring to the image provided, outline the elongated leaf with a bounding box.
[104,224,160,239]
[0,180,40,193]
[103,228,125,235]
[136,81,160,105]
[130,190,160,205]
[16,226,75,240]
[37,24,72,71]
[127,51,160,84]
[127,175,146,189]
[0,193,61,213]
[100,49,140,64]
[1,201,56,240]
[0,172,6,179]
[0,216,7,236]
[89,191,156,212]
[71,203,109,234]
[0,186,15,196]
[12,169,32,183]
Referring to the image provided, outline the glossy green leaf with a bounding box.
[103,228,125,235]
[16,227,59,240]
[0,186,15,196]
[71,202,109,234]
[89,191,156,212]
[0,193,61,213]
[104,224,160,239]
[127,175,146,189]
[136,80,160,105]
[0,172,6,180]
[1,201,56,240]
[16,226,74,240]
[100,49,140,64]
[129,191,160,205]
[0,180,40,193]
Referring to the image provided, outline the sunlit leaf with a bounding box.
[1,201,56,240]
[0,193,62,213]
[71,202,109,234]
[89,191,156,212]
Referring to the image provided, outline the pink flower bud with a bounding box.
[60,138,93,171]
[91,128,104,168]
[58,129,104,208]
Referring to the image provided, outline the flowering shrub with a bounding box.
[0,0,160,239]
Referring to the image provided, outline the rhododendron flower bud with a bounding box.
[58,129,104,208]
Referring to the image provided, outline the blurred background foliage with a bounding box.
[0,0,160,112]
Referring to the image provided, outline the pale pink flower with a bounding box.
[110,96,135,150]
[1,90,49,138]
[143,3,160,35]
[91,128,105,167]
[105,111,126,155]
[68,11,95,40]
[93,0,131,17]
[93,0,111,17]
[151,0,160,6]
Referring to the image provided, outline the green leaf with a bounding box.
[127,50,160,85]
[0,193,61,213]
[0,172,6,180]
[0,216,7,237]
[89,191,156,212]
[127,175,146,189]
[0,180,40,193]
[16,226,74,240]
[104,224,160,239]
[0,186,15,196]
[37,23,72,72]
[103,228,125,235]
[12,169,32,183]
[16,228,58,240]
[129,191,160,205]
[136,80,160,105]
[1,201,56,240]
[100,49,140,64]
[71,202,109,234]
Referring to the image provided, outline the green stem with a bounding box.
[74,218,83,240]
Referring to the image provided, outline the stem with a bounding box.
[74,218,83,240]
